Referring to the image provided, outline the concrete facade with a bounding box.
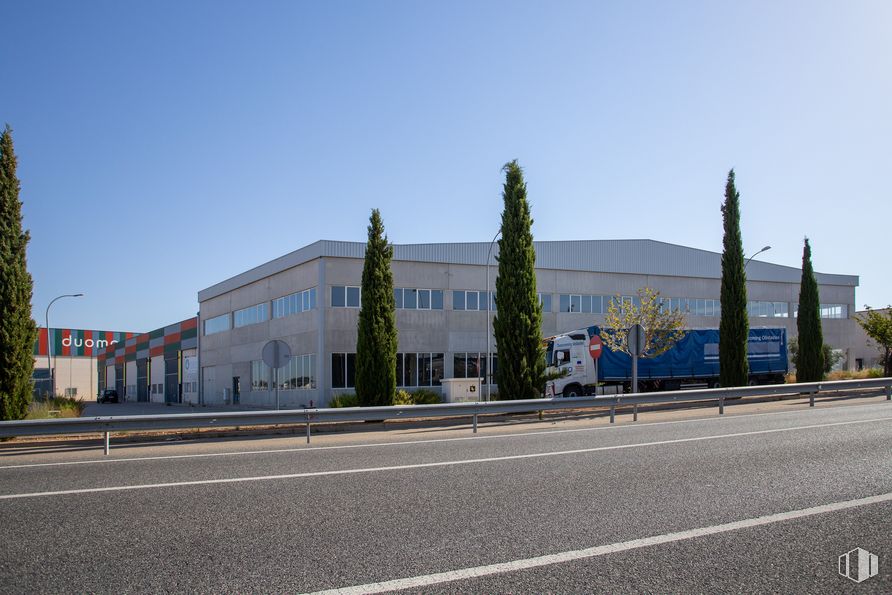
[197,239,861,407]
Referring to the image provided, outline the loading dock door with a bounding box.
[164,352,180,404]
[136,359,149,402]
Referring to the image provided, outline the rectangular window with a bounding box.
[330,353,356,388]
[431,290,444,310]
[251,360,270,391]
[346,286,361,308]
[204,314,230,336]
[453,353,466,378]
[404,288,417,309]
[467,291,478,310]
[273,288,316,319]
[405,353,418,387]
[559,294,570,312]
[331,286,346,308]
[419,353,432,386]
[394,288,403,309]
[538,293,552,313]
[431,353,444,386]
[279,353,316,389]
[234,303,268,328]
[454,290,465,310]
[570,294,581,313]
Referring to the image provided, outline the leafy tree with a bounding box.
[856,306,892,376]
[493,160,545,399]
[719,169,749,387]
[0,125,38,420]
[355,209,398,406]
[796,237,824,381]
[788,337,843,375]
[601,287,687,357]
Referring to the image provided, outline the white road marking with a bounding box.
[1,398,888,471]
[0,416,888,500]
[306,491,892,594]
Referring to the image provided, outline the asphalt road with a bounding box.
[1,400,890,593]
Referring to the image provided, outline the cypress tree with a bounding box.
[0,125,38,420]
[796,238,824,381]
[493,160,544,399]
[355,209,397,406]
[719,169,749,387]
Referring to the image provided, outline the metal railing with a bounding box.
[1,377,889,455]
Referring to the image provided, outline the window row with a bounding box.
[150,383,164,395]
[395,288,444,310]
[792,303,849,319]
[251,354,317,391]
[273,288,317,319]
[331,286,361,308]
[453,352,499,381]
[748,301,789,318]
[204,287,318,335]
[183,381,198,393]
[234,303,268,328]
[331,352,446,388]
[454,290,495,311]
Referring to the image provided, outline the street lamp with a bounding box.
[745,245,771,269]
[485,229,501,402]
[45,293,84,399]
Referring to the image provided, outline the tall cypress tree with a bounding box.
[355,209,397,406]
[493,160,544,399]
[796,238,824,381]
[0,125,38,420]
[719,169,749,387]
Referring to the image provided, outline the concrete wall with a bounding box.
[33,356,99,399]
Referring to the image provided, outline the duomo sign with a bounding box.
[34,328,136,358]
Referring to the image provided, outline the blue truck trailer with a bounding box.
[545,326,788,396]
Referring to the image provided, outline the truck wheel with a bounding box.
[563,384,582,398]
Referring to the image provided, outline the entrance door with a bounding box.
[232,377,240,405]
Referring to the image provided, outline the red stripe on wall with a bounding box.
[180,318,198,331]
[38,328,48,356]
[164,332,181,345]
[61,330,71,356]
[150,346,164,357]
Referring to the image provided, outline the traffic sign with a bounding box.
[588,335,603,360]
[628,324,645,357]
[262,340,291,369]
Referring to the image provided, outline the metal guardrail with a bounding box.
[1,377,890,454]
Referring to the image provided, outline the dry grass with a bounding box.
[25,396,86,419]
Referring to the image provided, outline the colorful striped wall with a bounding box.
[97,318,198,366]
[33,329,136,358]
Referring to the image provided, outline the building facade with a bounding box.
[197,239,860,407]
[32,328,135,399]
[97,318,198,404]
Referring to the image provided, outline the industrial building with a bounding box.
[196,239,860,407]
[97,318,198,404]
[32,328,135,399]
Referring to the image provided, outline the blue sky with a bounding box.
[3,1,890,332]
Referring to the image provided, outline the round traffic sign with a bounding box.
[262,340,292,369]
[588,335,603,360]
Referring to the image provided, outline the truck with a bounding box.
[544,326,789,397]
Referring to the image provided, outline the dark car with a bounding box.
[98,389,120,404]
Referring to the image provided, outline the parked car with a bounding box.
[98,389,120,404]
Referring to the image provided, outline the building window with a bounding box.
[272,288,317,319]
[204,314,230,335]
[234,303,268,328]
[559,294,611,314]
[251,360,270,391]
[538,293,552,312]
[747,301,789,318]
[332,286,361,308]
[396,353,444,386]
[331,353,356,388]
[394,288,444,310]
[64,387,77,397]
[453,352,497,382]
[452,290,494,311]
[278,353,316,389]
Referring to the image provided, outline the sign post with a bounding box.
[262,340,291,410]
[588,335,603,395]
[628,324,645,394]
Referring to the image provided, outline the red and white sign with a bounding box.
[588,335,603,360]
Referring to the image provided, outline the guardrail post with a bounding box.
[305,411,311,444]
[633,403,638,422]
[104,431,110,456]
[809,392,815,407]
[719,397,724,416]
[473,411,478,434]
[887,384,891,401]
[609,402,615,424]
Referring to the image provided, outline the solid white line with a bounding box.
[1,397,888,471]
[0,416,888,500]
[306,491,892,594]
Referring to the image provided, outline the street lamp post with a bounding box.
[745,245,771,269]
[45,293,84,399]
[485,230,501,402]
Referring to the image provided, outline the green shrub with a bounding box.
[26,396,85,419]
[409,389,441,404]
[328,393,359,408]
[393,389,414,405]
[866,367,884,378]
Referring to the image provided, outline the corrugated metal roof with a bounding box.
[198,239,858,302]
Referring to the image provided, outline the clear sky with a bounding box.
[3,1,890,332]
